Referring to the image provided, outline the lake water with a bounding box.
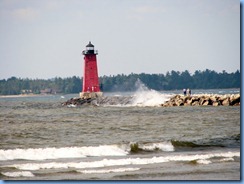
[0,88,240,180]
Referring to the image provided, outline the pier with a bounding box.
[161,94,240,107]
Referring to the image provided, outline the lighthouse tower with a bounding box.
[80,41,103,99]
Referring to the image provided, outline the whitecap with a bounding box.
[78,167,140,174]
[6,151,239,171]
[196,159,211,165]
[140,142,175,152]
[0,145,128,161]
[2,171,34,177]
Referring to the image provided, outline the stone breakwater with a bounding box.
[161,94,240,107]
[61,96,134,106]
[62,94,240,107]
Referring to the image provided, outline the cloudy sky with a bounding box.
[0,0,240,79]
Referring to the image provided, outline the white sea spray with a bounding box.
[130,79,171,107]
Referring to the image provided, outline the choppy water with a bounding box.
[0,88,240,180]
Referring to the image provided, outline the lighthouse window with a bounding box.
[87,47,94,50]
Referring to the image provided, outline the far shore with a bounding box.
[0,94,49,98]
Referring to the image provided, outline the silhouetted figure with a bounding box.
[183,89,186,96]
[187,88,191,96]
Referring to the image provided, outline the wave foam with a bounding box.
[0,142,175,161]
[196,159,212,165]
[2,171,34,177]
[78,167,140,174]
[0,145,128,161]
[6,151,239,171]
[140,142,174,152]
[129,142,174,153]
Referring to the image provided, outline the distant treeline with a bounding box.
[0,69,240,95]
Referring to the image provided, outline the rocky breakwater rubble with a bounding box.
[61,97,95,107]
[161,94,240,107]
[61,96,134,107]
[61,92,168,107]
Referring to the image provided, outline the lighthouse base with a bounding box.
[79,92,103,99]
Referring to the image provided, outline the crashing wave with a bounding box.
[0,141,174,161]
[63,79,171,107]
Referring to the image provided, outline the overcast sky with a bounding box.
[0,0,240,79]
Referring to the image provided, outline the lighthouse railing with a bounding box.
[82,50,98,55]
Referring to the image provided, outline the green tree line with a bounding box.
[0,69,240,95]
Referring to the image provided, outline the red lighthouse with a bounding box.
[80,41,102,99]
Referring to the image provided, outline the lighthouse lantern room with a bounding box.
[80,41,102,99]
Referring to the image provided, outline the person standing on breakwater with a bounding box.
[187,88,191,96]
[183,89,187,96]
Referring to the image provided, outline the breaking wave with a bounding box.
[4,151,239,171]
[96,79,171,107]
[77,167,140,174]
[171,134,240,150]
[129,142,174,153]
[0,142,174,161]
[0,145,127,161]
[130,79,169,107]
[1,135,239,162]
[1,171,34,178]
